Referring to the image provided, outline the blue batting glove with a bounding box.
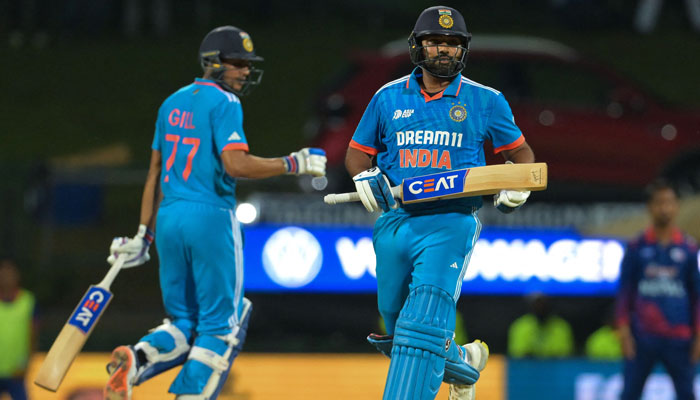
[352,167,398,212]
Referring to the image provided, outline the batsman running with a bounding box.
[345,6,535,400]
[103,26,326,400]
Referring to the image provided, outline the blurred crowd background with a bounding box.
[1,1,700,395]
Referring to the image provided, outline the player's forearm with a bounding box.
[139,151,162,229]
[502,141,535,164]
[345,147,374,177]
[223,151,287,179]
[139,171,160,229]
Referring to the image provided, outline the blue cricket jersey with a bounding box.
[350,68,524,212]
[152,78,250,209]
[616,228,700,340]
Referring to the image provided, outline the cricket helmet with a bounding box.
[199,25,264,95]
[408,6,471,78]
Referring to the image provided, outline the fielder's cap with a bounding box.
[413,6,469,39]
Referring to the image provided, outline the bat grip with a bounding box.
[324,186,401,205]
[98,254,127,290]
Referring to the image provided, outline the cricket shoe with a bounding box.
[448,340,489,400]
[105,345,138,400]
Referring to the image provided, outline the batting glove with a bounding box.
[353,167,398,213]
[493,161,531,214]
[107,224,154,268]
[494,189,531,213]
[284,148,327,177]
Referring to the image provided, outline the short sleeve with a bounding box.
[349,94,382,155]
[213,99,249,153]
[486,93,525,154]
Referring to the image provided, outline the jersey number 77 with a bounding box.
[165,134,200,181]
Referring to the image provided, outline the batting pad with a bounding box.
[169,298,252,399]
[383,285,456,400]
[133,318,194,385]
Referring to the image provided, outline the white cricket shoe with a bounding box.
[105,345,137,400]
[448,339,489,400]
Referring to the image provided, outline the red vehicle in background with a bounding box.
[307,35,700,201]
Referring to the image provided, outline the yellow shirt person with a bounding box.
[508,293,574,358]
[585,325,622,360]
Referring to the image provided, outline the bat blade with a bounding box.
[401,162,547,203]
[324,162,548,205]
[34,285,113,391]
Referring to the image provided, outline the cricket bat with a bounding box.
[324,162,547,205]
[34,254,127,391]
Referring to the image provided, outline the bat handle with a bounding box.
[324,192,360,204]
[324,186,401,205]
[98,254,127,290]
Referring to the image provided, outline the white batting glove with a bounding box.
[284,148,327,177]
[493,160,530,214]
[353,167,398,213]
[107,224,154,268]
[494,189,530,214]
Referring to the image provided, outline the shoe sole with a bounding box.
[104,346,134,400]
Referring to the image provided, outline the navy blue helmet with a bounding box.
[199,26,264,95]
[408,6,471,78]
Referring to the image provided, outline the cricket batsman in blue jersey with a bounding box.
[102,25,326,400]
[344,6,535,400]
[616,180,700,400]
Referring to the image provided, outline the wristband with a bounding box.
[283,155,297,174]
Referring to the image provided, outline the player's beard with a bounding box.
[424,47,463,77]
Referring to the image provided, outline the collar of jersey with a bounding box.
[406,67,462,102]
[194,77,223,89]
[644,227,684,245]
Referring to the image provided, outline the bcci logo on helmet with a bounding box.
[239,31,254,52]
[438,9,454,29]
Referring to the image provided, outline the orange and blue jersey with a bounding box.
[615,228,700,340]
[350,67,524,211]
[152,78,249,209]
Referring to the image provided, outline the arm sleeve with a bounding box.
[486,93,525,154]
[687,244,700,333]
[615,242,637,327]
[213,99,249,153]
[349,94,382,155]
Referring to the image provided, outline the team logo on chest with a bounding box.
[670,247,686,263]
[449,105,467,122]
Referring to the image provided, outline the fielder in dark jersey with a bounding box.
[616,180,700,400]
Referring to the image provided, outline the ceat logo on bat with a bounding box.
[68,286,112,334]
[402,169,468,202]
